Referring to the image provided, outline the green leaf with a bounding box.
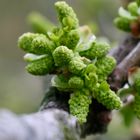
[24,53,47,62]
[119,7,137,20]
[120,105,135,127]
[128,2,139,16]
[51,75,70,91]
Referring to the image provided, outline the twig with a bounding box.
[109,42,140,91]
[109,35,139,64]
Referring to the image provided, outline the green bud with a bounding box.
[80,41,110,59]
[59,29,80,50]
[93,82,122,110]
[26,55,54,75]
[133,94,140,119]
[83,64,98,89]
[68,76,84,89]
[118,7,137,20]
[95,56,116,78]
[114,17,131,32]
[84,63,97,74]
[51,27,63,43]
[55,1,79,29]
[18,32,37,52]
[31,35,51,55]
[18,33,55,54]
[128,2,138,16]
[53,46,74,66]
[27,12,54,34]
[68,57,86,75]
[69,89,92,123]
[85,72,98,90]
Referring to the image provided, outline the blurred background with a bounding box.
[0,0,138,139]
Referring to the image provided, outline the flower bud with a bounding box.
[59,29,80,50]
[69,89,92,123]
[68,57,86,75]
[114,17,131,32]
[80,41,110,59]
[53,46,74,66]
[68,76,84,89]
[26,55,54,75]
[31,35,52,55]
[55,1,79,29]
[93,82,122,110]
[18,32,37,52]
[128,2,138,16]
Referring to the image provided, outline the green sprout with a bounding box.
[114,1,140,37]
[18,1,122,124]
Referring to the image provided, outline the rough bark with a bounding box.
[0,109,80,140]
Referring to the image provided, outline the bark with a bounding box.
[0,109,80,140]
[109,35,139,64]
[109,37,140,91]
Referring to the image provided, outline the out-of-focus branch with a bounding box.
[121,0,134,7]
[109,35,139,64]
[109,41,140,91]
[0,109,80,140]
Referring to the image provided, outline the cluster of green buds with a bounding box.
[114,0,140,37]
[18,1,122,123]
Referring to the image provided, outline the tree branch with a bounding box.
[0,109,80,140]
[109,35,139,64]
[109,41,140,91]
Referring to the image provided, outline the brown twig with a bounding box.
[109,41,140,91]
[109,35,139,64]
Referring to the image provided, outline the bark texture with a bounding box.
[0,109,80,140]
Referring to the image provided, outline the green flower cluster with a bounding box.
[18,1,122,123]
[114,1,140,37]
[93,82,122,110]
[69,89,92,123]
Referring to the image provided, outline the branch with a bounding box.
[109,35,139,64]
[121,0,134,7]
[0,109,80,140]
[109,42,140,91]
[40,87,112,138]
